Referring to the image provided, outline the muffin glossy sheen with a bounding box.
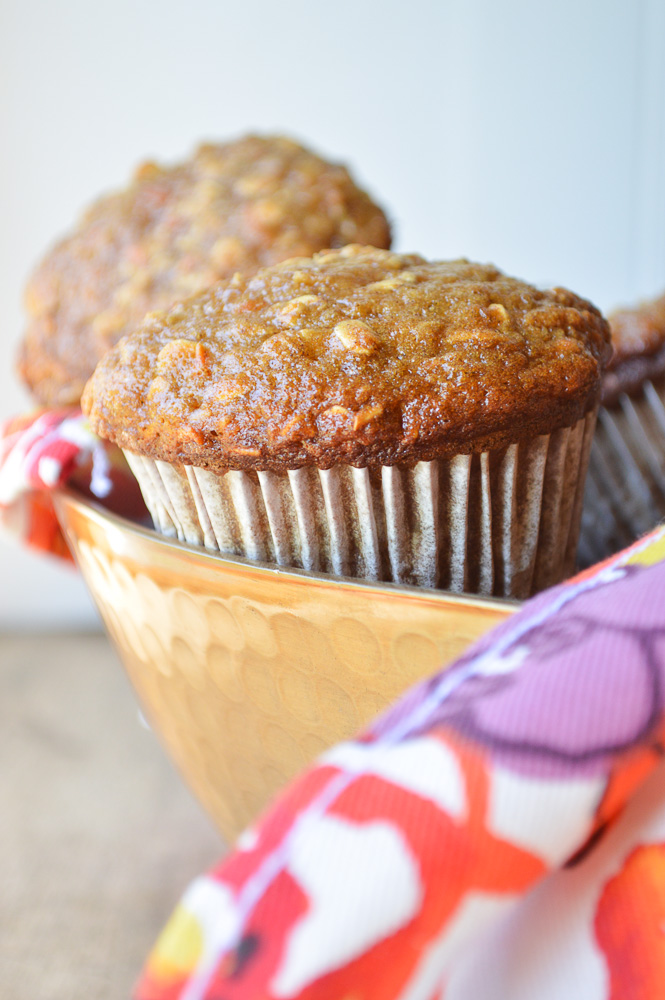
[19,136,391,406]
[84,246,610,471]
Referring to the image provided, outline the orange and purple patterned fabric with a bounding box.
[2,411,665,999]
[132,527,665,1000]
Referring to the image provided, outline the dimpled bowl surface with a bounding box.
[54,490,515,841]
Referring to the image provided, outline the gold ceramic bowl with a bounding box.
[54,490,514,841]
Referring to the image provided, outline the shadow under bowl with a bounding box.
[54,489,515,842]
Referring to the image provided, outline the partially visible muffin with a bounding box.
[580,292,665,565]
[601,293,665,406]
[19,135,391,406]
[84,246,610,598]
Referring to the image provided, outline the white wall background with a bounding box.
[1,0,664,628]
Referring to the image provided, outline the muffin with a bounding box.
[83,246,610,599]
[18,135,391,406]
[580,292,665,565]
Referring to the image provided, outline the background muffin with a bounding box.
[84,245,610,599]
[18,135,391,406]
[580,292,665,565]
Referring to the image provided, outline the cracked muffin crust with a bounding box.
[83,246,610,472]
[19,136,391,406]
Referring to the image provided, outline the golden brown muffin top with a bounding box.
[19,135,391,406]
[602,293,665,405]
[83,246,611,472]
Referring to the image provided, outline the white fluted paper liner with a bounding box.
[579,377,665,567]
[124,411,596,599]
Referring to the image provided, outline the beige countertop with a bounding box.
[0,632,224,1000]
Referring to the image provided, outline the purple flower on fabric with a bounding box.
[372,562,665,779]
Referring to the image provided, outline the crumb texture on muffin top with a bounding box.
[19,135,391,406]
[83,246,611,471]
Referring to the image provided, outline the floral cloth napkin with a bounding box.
[133,527,665,1000]
[2,410,665,999]
[0,408,144,559]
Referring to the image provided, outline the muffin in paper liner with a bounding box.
[83,248,610,598]
[124,408,596,601]
[579,290,665,567]
[580,377,665,567]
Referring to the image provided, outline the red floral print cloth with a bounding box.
[0,408,143,559]
[135,528,665,1000]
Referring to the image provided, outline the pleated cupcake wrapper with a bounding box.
[124,411,595,600]
[580,376,665,567]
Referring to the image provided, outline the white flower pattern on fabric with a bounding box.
[271,815,423,997]
[322,737,467,820]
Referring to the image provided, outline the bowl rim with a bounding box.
[54,487,519,613]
